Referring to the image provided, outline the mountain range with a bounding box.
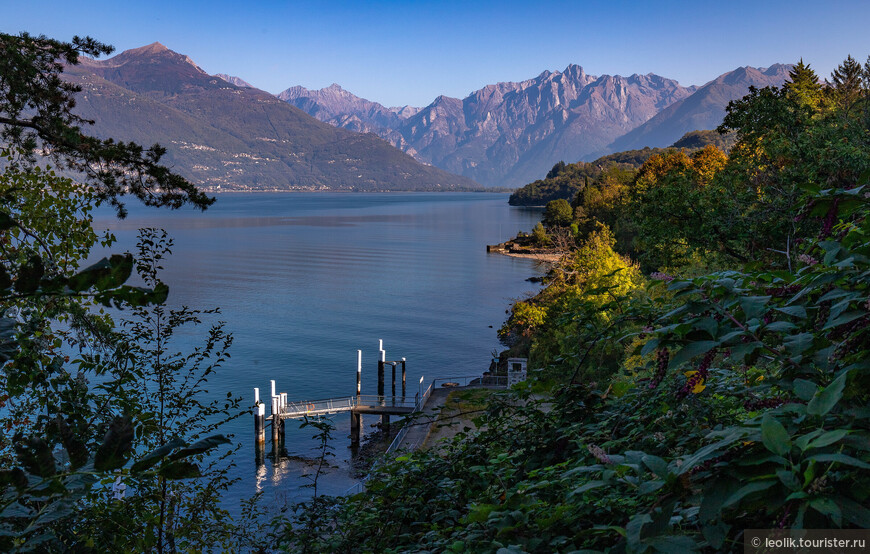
[282,64,793,187]
[63,43,479,192]
[64,42,794,191]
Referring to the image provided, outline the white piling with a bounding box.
[357,349,362,396]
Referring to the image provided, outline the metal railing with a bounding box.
[280,396,357,418]
[343,374,509,495]
[431,375,508,389]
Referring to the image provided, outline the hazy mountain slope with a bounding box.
[609,64,792,151]
[64,43,480,191]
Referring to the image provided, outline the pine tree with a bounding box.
[783,58,823,109]
[829,54,864,113]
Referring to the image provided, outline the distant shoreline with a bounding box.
[201,189,516,194]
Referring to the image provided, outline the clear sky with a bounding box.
[2,0,869,107]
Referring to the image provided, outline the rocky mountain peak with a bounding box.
[215,74,253,88]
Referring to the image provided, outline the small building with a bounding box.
[507,358,528,387]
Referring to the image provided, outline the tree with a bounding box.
[546,160,567,179]
[0,32,213,217]
[543,198,573,228]
[829,54,864,114]
[783,58,823,109]
[0,34,235,550]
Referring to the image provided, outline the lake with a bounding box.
[91,192,543,508]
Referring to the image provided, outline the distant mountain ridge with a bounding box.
[609,64,792,151]
[63,43,480,192]
[282,66,697,187]
[281,63,792,187]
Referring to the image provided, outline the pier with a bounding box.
[252,340,522,466]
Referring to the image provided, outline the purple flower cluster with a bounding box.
[798,253,819,266]
[649,348,669,389]
[587,444,612,465]
[650,272,674,282]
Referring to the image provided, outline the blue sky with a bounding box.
[2,0,869,107]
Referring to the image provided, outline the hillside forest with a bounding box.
[274,57,870,552]
[0,31,869,552]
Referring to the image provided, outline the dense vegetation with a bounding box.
[274,58,870,552]
[0,33,255,551]
[508,130,736,207]
[2,32,870,553]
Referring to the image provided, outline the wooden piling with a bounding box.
[402,358,405,400]
[378,348,385,404]
[254,388,265,445]
[350,411,361,445]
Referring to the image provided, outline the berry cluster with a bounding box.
[649,348,669,389]
[743,397,786,411]
[764,284,802,298]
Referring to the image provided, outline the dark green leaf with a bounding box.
[761,415,791,456]
[823,311,865,331]
[131,437,187,473]
[94,416,134,471]
[806,371,848,416]
[0,210,15,230]
[722,480,777,508]
[668,341,718,369]
[792,379,818,402]
[168,434,231,461]
[836,497,870,527]
[805,430,849,451]
[15,437,56,478]
[158,460,201,480]
[14,255,44,294]
[783,333,813,357]
[809,497,842,527]
[774,306,807,319]
[807,453,870,469]
[739,296,771,319]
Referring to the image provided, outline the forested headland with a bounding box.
[1,31,869,552]
[272,57,870,552]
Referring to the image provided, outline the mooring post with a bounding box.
[271,395,281,450]
[378,347,385,405]
[350,411,361,445]
[401,358,407,399]
[254,388,265,444]
[382,413,390,437]
[356,349,362,398]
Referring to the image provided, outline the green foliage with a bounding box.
[271,54,870,553]
[0,33,248,551]
[543,198,573,228]
[508,148,664,207]
[531,221,550,246]
[671,129,736,151]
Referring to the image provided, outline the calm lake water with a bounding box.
[91,192,542,508]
